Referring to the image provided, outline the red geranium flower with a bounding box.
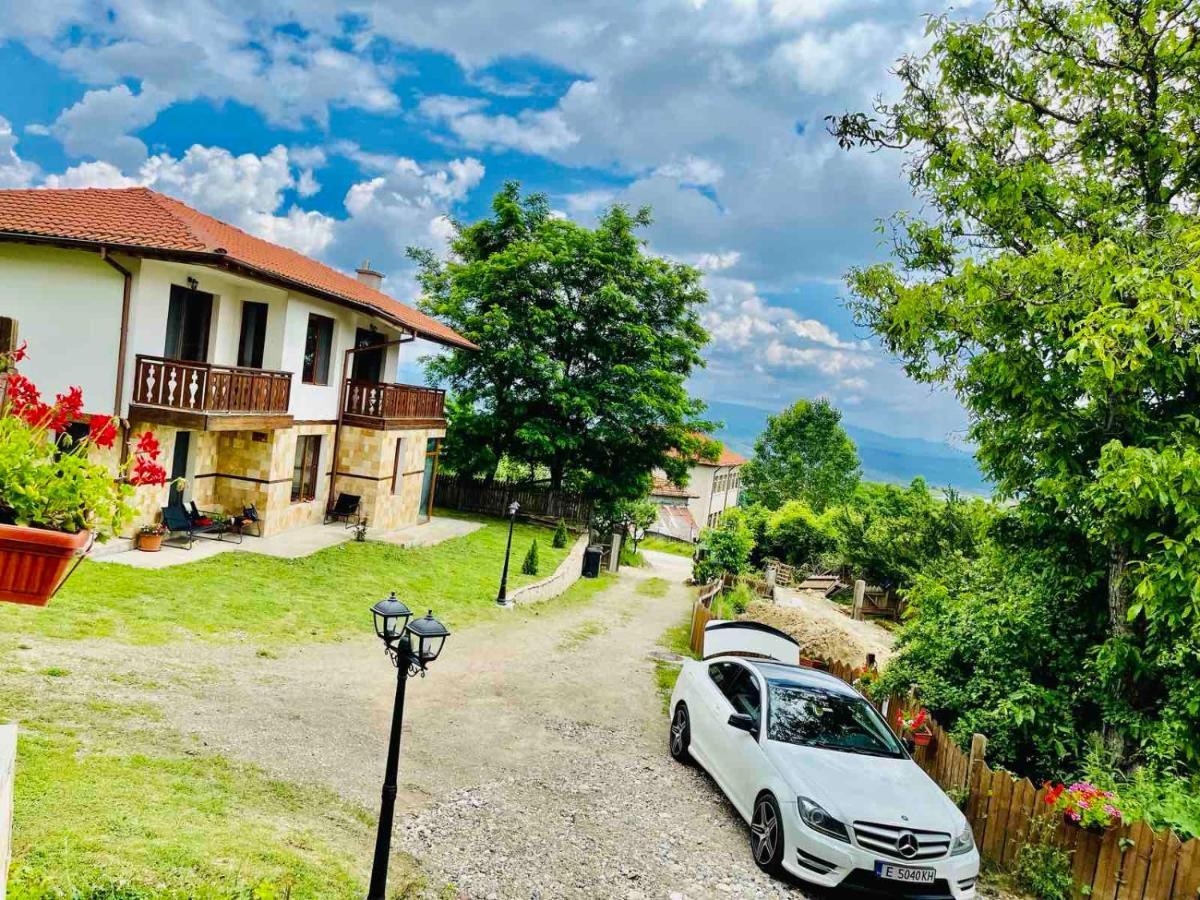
[88,414,119,449]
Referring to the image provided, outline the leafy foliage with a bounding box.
[740,399,860,512]
[877,539,1102,778]
[694,509,754,584]
[759,500,839,568]
[1015,816,1075,900]
[831,0,1200,767]
[413,182,713,505]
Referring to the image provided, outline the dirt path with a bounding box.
[746,588,896,665]
[18,552,807,899]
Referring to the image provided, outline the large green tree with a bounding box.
[412,183,712,504]
[740,398,861,511]
[831,0,1200,764]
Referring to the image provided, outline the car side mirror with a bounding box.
[728,712,757,734]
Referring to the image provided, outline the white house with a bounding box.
[0,186,474,538]
[648,437,747,541]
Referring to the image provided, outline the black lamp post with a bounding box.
[495,500,521,605]
[367,592,450,900]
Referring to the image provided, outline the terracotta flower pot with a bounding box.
[911,728,934,747]
[0,523,92,606]
[137,533,163,552]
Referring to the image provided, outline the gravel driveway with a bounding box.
[14,551,1004,899]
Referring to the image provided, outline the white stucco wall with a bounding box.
[0,245,418,423]
[0,243,127,413]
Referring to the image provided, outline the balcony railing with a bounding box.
[132,355,292,415]
[343,380,445,423]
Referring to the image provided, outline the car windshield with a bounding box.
[766,681,905,758]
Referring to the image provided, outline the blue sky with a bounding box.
[0,0,978,444]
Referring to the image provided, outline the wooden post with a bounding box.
[852,579,866,620]
[0,317,16,352]
[608,532,622,572]
[968,732,988,795]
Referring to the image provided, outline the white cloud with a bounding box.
[0,116,38,188]
[654,155,724,186]
[50,84,170,168]
[42,160,137,189]
[763,340,876,374]
[838,376,869,391]
[296,169,320,198]
[419,94,580,155]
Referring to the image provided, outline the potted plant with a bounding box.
[1044,782,1124,832]
[137,522,168,552]
[0,346,168,605]
[900,708,934,747]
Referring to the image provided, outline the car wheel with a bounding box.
[669,703,692,763]
[750,793,786,875]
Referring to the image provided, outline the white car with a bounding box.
[669,655,980,898]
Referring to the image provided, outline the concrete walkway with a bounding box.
[92,515,482,569]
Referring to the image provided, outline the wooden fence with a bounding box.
[684,579,1200,900]
[434,475,592,528]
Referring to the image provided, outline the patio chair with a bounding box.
[232,504,261,539]
[162,501,220,550]
[325,493,362,527]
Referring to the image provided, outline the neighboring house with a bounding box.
[0,187,474,539]
[648,438,747,541]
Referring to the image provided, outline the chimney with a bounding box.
[355,259,384,291]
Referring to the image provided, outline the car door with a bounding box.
[690,661,738,770]
[708,662,768,818]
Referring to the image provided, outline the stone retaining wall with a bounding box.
[509,534,589,605]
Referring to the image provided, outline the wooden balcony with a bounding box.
[130,355,294,431]
[342,380,446,430]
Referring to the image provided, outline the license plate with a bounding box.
[875,861,936,884]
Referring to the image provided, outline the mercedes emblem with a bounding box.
[896,831,920,859]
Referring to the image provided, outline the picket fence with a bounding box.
[686,583,1200,900]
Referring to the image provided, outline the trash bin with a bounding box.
[582,545,604,579]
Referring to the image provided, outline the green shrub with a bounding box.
[619,541,646,567]
[552,518,570,548]
[521,539,539,575]
[764,499,839,567]
[1015,817,1074,900]
[1080,737,1200,839]
[694,510,754,584]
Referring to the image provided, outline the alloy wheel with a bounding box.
[670,706,689,759]
[751,797,779,866]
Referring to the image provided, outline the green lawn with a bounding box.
[639,535,695,558]
[0,520,612,899]
[0,511,569,646]
[654,608,697,711]
[1,685,419,900]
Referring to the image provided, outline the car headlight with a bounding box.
[950,824,975,856]
[797,796,850,843]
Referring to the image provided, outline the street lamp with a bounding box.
[495,500,521,605]
[366,592,451,900]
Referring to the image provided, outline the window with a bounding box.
[766,681,903,758]
[302,314,334,384]
[391,438,405,495]
[708,662,762,720]
[237,301,269,368]
[291,434,321,502]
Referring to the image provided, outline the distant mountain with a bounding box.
[704,400,991,496]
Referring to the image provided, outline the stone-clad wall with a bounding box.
[106,420,437,539]
[333,425,445,532]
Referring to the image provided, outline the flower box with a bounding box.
[911,727,934,748]
[0,523,91,606]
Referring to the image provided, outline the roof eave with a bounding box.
[0,230,477,352]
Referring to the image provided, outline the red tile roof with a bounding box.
[0,187,475,350]
[651,475,699,499]
[669,435,748,468]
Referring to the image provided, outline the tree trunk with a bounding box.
[1105,541,1130,761]
[549,460,564,491]
[1107,542,1130,636]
